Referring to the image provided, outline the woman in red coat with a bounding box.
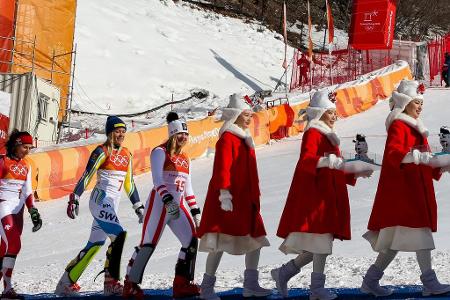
[360,80,450,297]
[198,93,270,300]
[271,89,369,300]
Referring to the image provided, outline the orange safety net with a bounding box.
[11,0,76,121]
[0,0,16,72]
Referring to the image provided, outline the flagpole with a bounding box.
[307,0,313,92]
[282,1,288,98]
[326,0,334,86]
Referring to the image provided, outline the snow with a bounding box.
[12,0,450,296]
[15,88,450,295]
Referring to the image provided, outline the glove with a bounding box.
[402,150,433,165]
[190,207,201,228]
[29,207,42,232]
[355,170,374,179]
[67,193,80,219]
[317,154,343,170]
[219,189,233,212]
[162,194,180,220]
[132,202,145,224]
[419,152,433,165]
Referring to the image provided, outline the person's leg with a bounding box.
[271,252,312,297]
[168,204,200,297]
[310,254,337,300]
[243,248,271,297]
[417,249,450,296]
[200,252,223,300]
[55,219,106,296]
[360,250,397,297]
[124,190,167,298]
[1,213,22,294]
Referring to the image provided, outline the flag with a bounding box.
[282,1,288,69]
[326,0,334,45]
[307,0,313,59]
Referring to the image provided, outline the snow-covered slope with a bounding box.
[73,0,290,116]
[16,88,450,294]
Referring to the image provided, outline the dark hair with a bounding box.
[166,112,179,123]
[6,129,30,157]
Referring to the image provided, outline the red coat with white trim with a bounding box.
[197,131,266,238]
[367,120,441,232]
[276,128,356,241]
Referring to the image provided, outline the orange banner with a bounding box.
[12,0,76,120]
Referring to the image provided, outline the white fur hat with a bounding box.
[389,79,424,111]
[306,89,336,121]
[221,93,252,124]
[385,79,425,130]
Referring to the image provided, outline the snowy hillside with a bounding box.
[15,88,450,295]
[72,0,291,119]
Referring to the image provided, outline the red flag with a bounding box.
[307,0,313,59]
[282,1,288,69]
[326,0,334,45]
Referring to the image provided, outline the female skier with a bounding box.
[0,130,42,299]
[197,93,271,300]
[55,116,144,296]
[123,112,201,299]
[360,80,450,297]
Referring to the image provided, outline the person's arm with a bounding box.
[184,158,199,211]
[299,130,322,175]
[22,164,34,209]
[151,148,170,199]
[72,146,106,197]
[386,122,409,168]
[124,154,140,205]
[213,134,234,190]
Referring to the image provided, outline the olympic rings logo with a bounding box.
[110,153,129,167]
[170,157,189,169]
[10,164,27,176]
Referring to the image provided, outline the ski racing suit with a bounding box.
[64,145,141,284]
[0,156,35,292]
[126,143,200,291]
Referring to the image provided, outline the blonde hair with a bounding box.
[166,134,185,156]
[104,133,121,155]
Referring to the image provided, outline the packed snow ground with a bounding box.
[15,88,450,295]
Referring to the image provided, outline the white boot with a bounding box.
[360,264,393,296]
[55,271,80,297]
[271,260,300,298]
[200,273,220,300]
[309,272,337,300]
[420,269,450,296]
[243,269,272,297]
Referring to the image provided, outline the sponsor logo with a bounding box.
[4,224,10,231]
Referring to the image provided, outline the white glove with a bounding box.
[219,189,233,212]
[317,154,343,170]
[402,150,433,165]
[419,152,433,165]
[132,202,145,223]
[355,170,374,179]
[162,194,180,220]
